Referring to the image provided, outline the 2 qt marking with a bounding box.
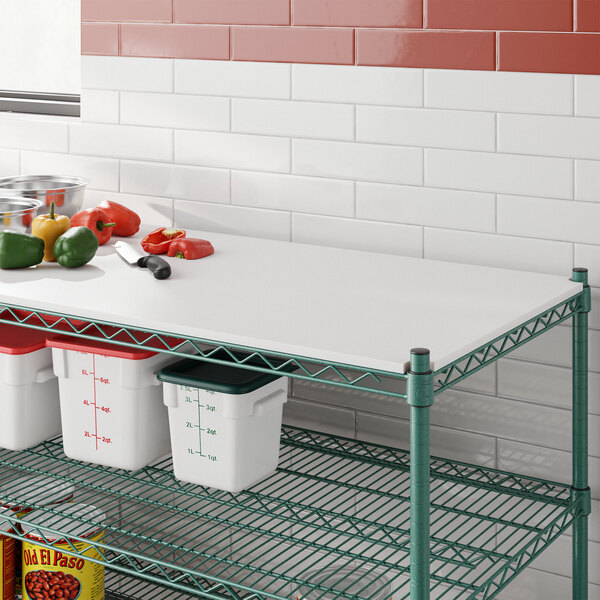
[48,337,174,471]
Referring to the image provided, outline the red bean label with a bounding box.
[0,533,16,600]
[22,532,104,600]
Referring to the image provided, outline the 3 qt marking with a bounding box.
[182,386,219,463]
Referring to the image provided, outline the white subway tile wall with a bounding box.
[175,130,290,172]
[232,99,355,140]
[0,148,20,177]
[356,106,495,151]
[1,58,599,598]
[121,92,230,131]
[80,89,119,124]
[576,159,600,201]
[425,70,574,115]
[0,114,69,152]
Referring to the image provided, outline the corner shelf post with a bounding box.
[572,268,591,600]
[408,347,434,600]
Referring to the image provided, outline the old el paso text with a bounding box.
[23,548,86,571]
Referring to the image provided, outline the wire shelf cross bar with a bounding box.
[0,302,408,399]
[433,293,582,394]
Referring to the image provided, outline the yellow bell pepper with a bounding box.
[32,201,71,262]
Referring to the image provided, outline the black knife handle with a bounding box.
[137,255,172,280]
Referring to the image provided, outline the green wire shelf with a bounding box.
[0,427,580,600]
[0,291,584,399]
[105,571,199,600]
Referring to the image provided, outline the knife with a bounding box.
[115,241,171,280]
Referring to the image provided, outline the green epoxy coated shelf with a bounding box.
[0,291,583,399]
[0,427,580,600]
[105,571,199,600]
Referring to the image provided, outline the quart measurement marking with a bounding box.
[82,355,111,450]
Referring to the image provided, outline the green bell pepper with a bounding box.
[0,231,44,269]
[54,226,99,268]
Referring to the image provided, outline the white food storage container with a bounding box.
[47,335,180,471]
[0,324,60,450]
[158,352,289,493]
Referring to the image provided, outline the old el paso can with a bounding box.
[21,504,105,600]
[0,507,17,600]
[1,475,76,595]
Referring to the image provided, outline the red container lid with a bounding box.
[0,323,50,355]
[47,334,157,360]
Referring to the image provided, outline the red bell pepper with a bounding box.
[141,228,186,255]
[70,208,117,245]
[97,200,141,237]
[167,238,214,260]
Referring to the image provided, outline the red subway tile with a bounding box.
[231,26,354,64]
[356,29,495,70]
[175,0,289,25]
[426,0,571,31]
[121,24,229,59]
[82,0,173,23]
[576,0,600,31]
[81,23,119,56]
[498,32,600,75]
[293,0,421,28]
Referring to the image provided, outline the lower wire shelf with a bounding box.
[0,427,581,600]
[105,570,199,600]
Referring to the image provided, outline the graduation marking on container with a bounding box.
[182,385,219,463]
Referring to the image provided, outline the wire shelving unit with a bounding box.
[0,266,591,600]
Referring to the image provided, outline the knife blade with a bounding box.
[115,241,171,280]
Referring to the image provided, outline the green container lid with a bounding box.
[158,349,294,395]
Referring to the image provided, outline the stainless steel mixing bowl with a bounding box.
[0,197,43,233]
[0,175,89,218]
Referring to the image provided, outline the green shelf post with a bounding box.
[408,348,434,600]
[572,268,591,600]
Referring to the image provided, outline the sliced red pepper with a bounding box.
[70,207,116,245]
[167,238,214,260]
[141,228,186,255]
[97,200,141,237]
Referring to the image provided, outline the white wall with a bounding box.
[0,0,80,94]
[0,56,599,598]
